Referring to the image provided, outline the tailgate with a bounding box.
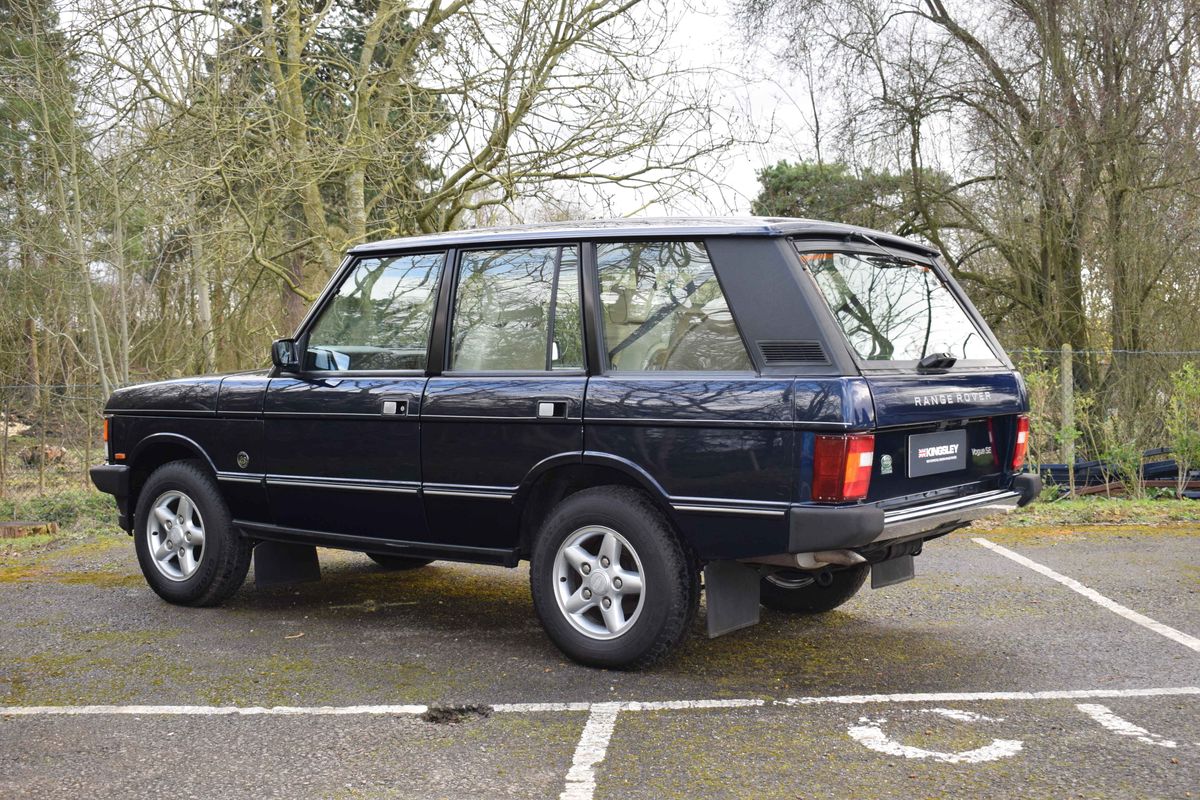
[864,372,1025,504]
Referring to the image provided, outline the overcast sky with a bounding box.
[603,0,818,217]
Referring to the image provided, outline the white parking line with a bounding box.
[559,702,621,800]
[1076,703,1178,748]
[972,537,1200,653]
[783,686,1200,705]
[1,688,1197,717]
[0,703,431,717]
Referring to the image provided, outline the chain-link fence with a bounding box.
[0,384,106,508]
[1011,348,1200,470]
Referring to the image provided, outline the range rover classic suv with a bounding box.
[90,217,1039,668]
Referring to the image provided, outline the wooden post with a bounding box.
[37,386,46,496]
[0,396,8,501]
[1061,343,1075,495]
[83,403,91,490]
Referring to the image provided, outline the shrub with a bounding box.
[1166,362,1200,496]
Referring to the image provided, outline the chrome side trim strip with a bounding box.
[263,411,397,419]
[216,472,264,485]
[421,414,542,422]
[265,476,419,494]
[424,481,517,493]
[423,489,512,500]
[670,494,790,509]
[585,416,792,429]
[672,504,786,518]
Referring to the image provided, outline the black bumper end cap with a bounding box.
[788,503,885,552]
[90,464,132,531]
[1013,473,1041,506]
[89,463,129,497]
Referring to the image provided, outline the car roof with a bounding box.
[348,216,939,256]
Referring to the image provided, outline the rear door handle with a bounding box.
[536,400,568,419]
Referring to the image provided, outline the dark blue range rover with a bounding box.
[90,217,1039,668]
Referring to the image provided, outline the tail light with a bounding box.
[1011,415,1030,471]
[813,433,875,502]
[102,417,109,443]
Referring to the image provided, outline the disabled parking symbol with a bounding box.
[848,708,1024,764]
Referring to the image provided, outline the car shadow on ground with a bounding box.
[227,554,994,694]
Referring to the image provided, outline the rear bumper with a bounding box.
[877,488,1022,540]
[89,464,131,530]
[788,473,1041,552]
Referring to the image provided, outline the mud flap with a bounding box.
[870,554,915,589]
[704,561,761,638]
[253,541,322,587]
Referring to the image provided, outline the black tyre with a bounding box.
[530,486,699,669]
[366,553,434,571]
[759,563,869,614]
[133,460,252,607]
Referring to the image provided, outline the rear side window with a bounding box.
[306,252,443,371]
[449,246,583,371]
[801,250,997,363]
[596,241,752,372]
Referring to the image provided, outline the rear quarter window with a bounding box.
[596,241,753,372]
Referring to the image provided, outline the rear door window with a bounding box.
[449,246,583,371]
[596,241,752,372]
[799,249,998,363]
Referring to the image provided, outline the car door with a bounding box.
[420,244,587,552]
[262,250,444,544]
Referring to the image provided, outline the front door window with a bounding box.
[306,252,444,371]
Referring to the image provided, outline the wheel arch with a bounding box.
[127,433,218,519]
[513,452,678,559]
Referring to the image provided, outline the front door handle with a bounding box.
[536,400,568,419]
[382,399,409,416]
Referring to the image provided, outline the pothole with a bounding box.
[420,704,492,724]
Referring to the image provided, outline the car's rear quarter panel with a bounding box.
[583,376,795,559]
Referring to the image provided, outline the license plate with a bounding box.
[908,429,968,477]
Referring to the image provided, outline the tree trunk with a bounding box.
[189,207,216,373]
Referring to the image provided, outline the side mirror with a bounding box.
[271,338,301,372]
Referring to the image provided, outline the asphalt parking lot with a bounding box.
[1,524,1197,799]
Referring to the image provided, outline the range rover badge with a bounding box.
[236,451,250,469]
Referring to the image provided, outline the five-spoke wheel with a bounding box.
[531,486,698,669]
[553,525,646,640]
[134,460,252,607]
[145,490,206,581]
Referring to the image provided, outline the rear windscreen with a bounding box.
[799,250,997,363]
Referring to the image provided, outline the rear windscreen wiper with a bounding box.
[917,352,957,372]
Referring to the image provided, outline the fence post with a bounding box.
[1061,343,1075,496]
[37,385,46,496]
[0,395,7,501]
[83,402,91,490]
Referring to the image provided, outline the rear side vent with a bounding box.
[757,340,829,365]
